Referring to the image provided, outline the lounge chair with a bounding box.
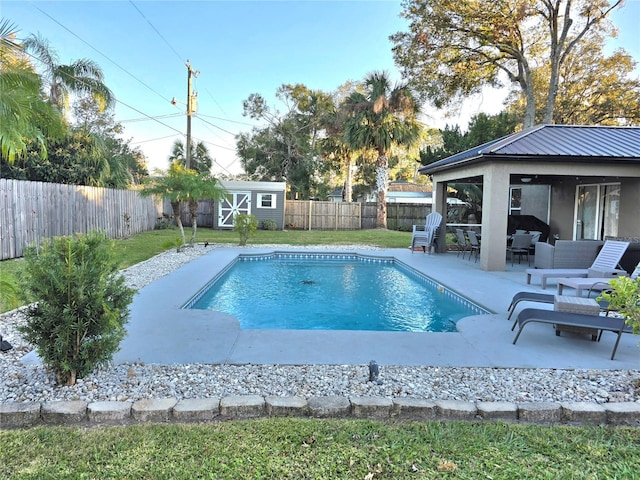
[556,261,639,296]
[507,291,556,321]
[525,240,630,288]
[512,307,631,360]
[411,212,442,253]
[507,292,610,329]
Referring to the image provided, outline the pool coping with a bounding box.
[107,247,640,370]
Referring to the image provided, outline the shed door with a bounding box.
[218,192,251,228]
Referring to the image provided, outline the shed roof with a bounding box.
[419,125,640,174]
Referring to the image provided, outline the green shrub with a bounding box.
[233,213,258,246]
[18,231,134,386]
[598,277,640,334]
[261,219,277,231]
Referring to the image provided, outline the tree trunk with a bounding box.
[520,62,537,129]
[188,200,198,245]
[171,201,186,248]
[523,85,537,128]
[344,155,353,203]
[375,153,388,229]
[544,62,560,124]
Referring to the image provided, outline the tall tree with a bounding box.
[169,139,213,174]
[23,33,114,114]
[237,84,333,199]
[320,103,359,203]
[72,95,149,186]
[507,36,640,125]
[391,0,623,127]
[342,72,421,228]
[0,21,64,162]
[1,130,110,186]
[419,112,518,166]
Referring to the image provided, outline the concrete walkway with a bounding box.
[113,247,639,370]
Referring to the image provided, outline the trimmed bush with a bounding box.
[261,219,277,231]
[18,231,134,386]
[233,213,258,246]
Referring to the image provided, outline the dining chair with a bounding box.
[507,233,533,266]
[466,230,481,263]
[455,228,470,259]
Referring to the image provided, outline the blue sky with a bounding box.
[4,0,639,175]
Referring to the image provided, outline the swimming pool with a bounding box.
[186,253,489,332]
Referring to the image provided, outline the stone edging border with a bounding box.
[2,396,640,429]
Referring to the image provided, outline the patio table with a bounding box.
[554,295,601,340]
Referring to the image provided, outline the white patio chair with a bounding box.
[411,212,442,254]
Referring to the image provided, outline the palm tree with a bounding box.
[23,34,114,114]
[0,21,64,162]
[321,107,357,203]
[169,139,213,174]
[343,72,422,228]
[141,162,226,249]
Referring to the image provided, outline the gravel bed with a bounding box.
[1,244,638,405]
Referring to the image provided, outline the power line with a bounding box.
[198,113,257,127]
[195,115,238,137]
[204,86,231,118]
[21,5,241,168]
[30,3,172,105]
[131,134,181,145]
[120,113,183,123]
[196,138,236,152]
[129,0,184,64]
[20,48,186,138]
[108,98,186,136]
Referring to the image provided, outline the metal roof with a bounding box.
[419,125,640,174]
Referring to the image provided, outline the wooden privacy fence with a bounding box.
[388,203,432,230]
[169,199,432,231]
[284,201,431,231]
[0,179,160,260]
[285,201,361,230]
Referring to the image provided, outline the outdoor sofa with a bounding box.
[533,240,603,269]
[527,240,628,289]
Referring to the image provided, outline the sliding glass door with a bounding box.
[575,184,620,240]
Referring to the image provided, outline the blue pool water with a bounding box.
[187,254,488,332]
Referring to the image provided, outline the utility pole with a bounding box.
[185,60,198,170]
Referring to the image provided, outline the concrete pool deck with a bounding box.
[113,247,639,370]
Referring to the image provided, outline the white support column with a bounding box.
[480,165,511,271]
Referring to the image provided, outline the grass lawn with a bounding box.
[2,419,639,479]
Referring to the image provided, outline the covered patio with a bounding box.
[421,125,640,271]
